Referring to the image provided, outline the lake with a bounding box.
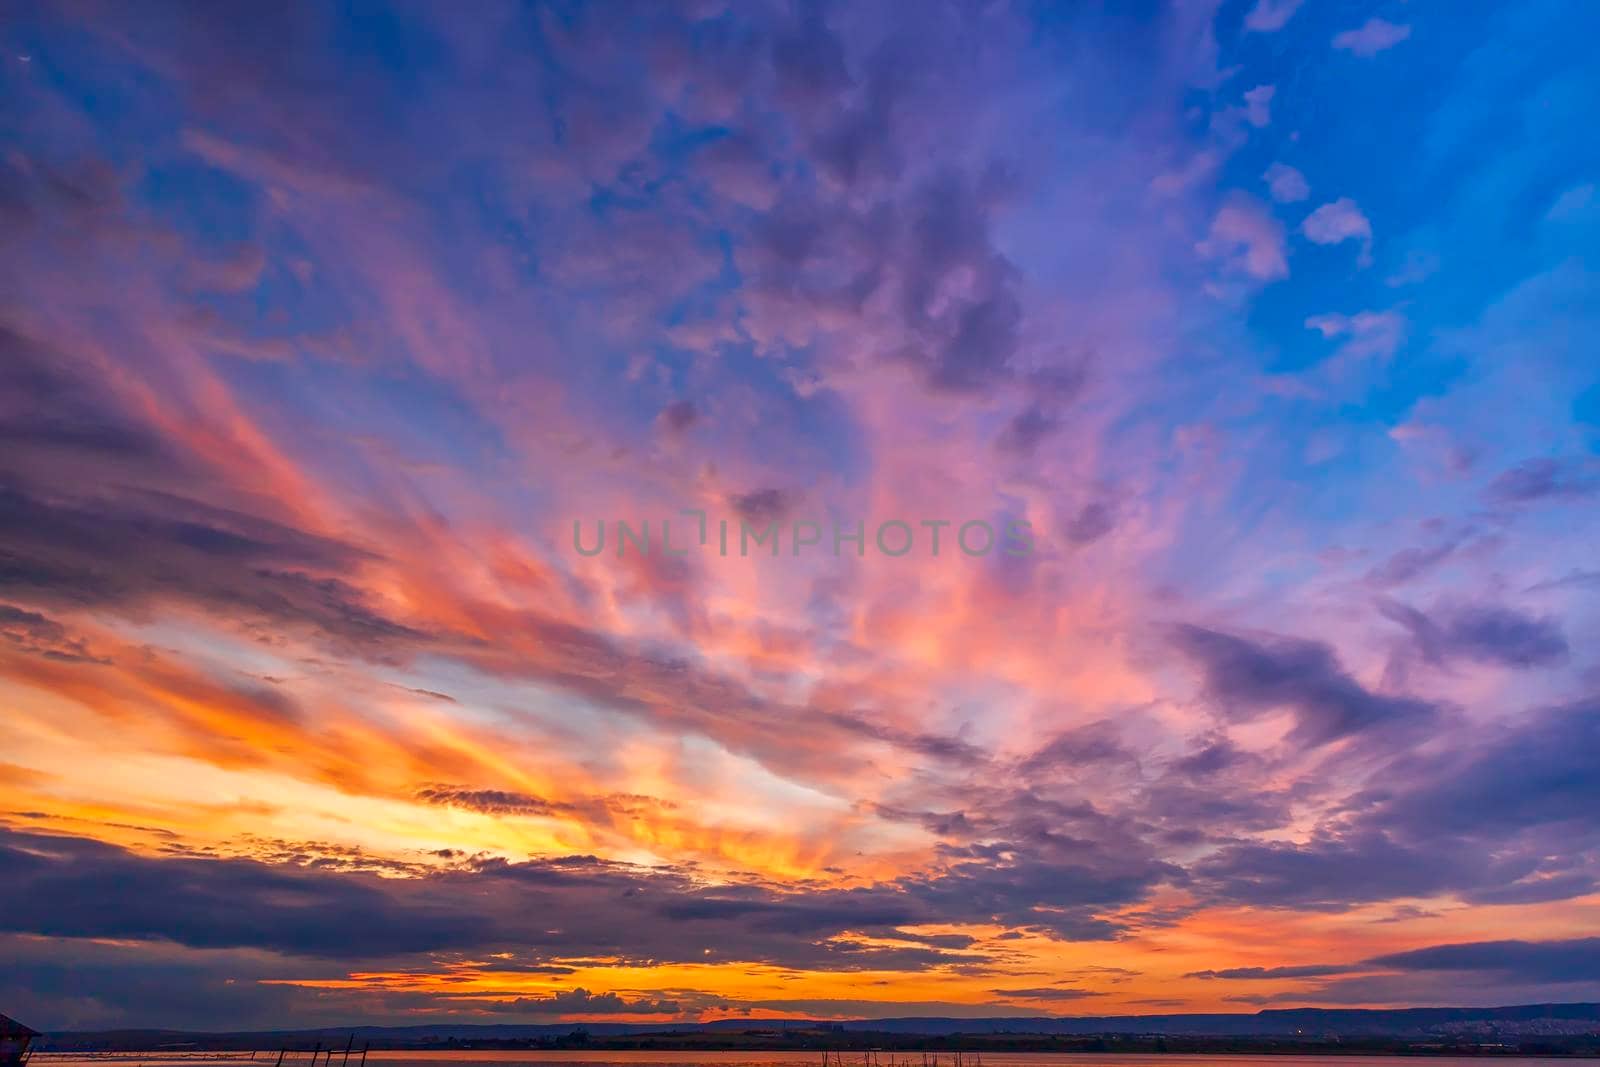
[31,1054,1582,1067]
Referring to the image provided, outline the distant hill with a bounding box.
[33,1002,1600,1051]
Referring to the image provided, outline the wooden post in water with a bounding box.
[341,1036,355,1067]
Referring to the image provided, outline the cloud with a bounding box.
[0,819,1171,977]
[1018,720,1137,776]
[1301,198,1373,261]
[1374,698,1600,845]
[1386,249,1440,287]
[1244,0,1305,33]
[1170,624,1439,749]
[1365,539,1460,589]
[1186,964,1355,980]
[1064,501,1116,545]
[1304,310,1405,361]
[1487,457,1600,505]
[1333,19,1412,58]
[1379,599,1569,670]
[657,399,700,435]
[1547,183,1595,223]
[1263,163,1309,203]
[0,828,496,959]
[1192,831,1478,910]
[476,988,683,1016]
[1368,938,1600,985]
[1198,196,1289,281]
[1243,85,1275,128]
[1198,697,1600,911]
[1192,700,1600,914]
[988,986,1103,1001]
[995,365,1087,456]
[727,487,801,525]
[0,483,422,649]
[897,172,1025,391]
[415,786,568,817]
[0,603,106,664]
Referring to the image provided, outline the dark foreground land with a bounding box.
[33,1003,1600,1056]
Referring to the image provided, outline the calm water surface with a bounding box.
[34,1055,1583,1067]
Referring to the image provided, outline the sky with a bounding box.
[2,0,1599,1033]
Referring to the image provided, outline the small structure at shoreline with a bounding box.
[1,1014,38,1067]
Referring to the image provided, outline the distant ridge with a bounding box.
[34,1002,1600,1050]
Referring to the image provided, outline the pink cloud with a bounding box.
[1243,85,1275,128]
[1244,0,1305,33]
[1333,18,1412,57]
[1305,310,1407,362]
[1264,162,1309,203]
[1302,197,1374,264]
[1198,196,1289,281]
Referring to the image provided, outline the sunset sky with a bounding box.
[3,0,1600,1032]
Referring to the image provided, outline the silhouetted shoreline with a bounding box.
[32,1002,1600,1057]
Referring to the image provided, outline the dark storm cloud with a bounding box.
[1018,720,1138,776]
[988,986,1102,1001]
[0,830,498,958]
[1373,698,1600,842]
[727,487,801,524]
[1379,599,1568,669]
[1525,569,1600,593]
[996,366,1088,457]
[1224,937,1600,1008]
[871,802,987,839]
[416,784,690,827]
[476,988,682,1016]
[0,824,1165,974]
[819,708,988,765]
[1171,624,1439,748]
[771,8,853,111]
[898,172,1023,392]
[1367,938,1600,984]
[0,933,345,1032]
[415,787,568,817]
[1135,732,1295,844]
[1486,456,1600,505]
[1064,501,1117,545]
[0,484,422,646]
[1185,964,1356,980]
[996,404,1060,456]
[901,825,1179,942]
[1364,539,1459,588]
[0,603,106,664]
[0,325,170,473]
[1195,697,1600,910]
[806,34,907,191]
[656,399,700,435]
[0,324,423,649]
[711,9,1041,397]
[1461,872,1599,905]
[1190,831,1482,909]
[1165,736,1262,779]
